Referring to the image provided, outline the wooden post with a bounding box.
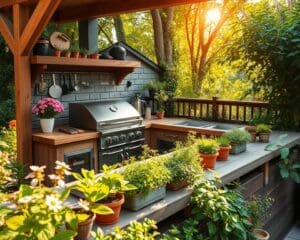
[212,96,219,121]
[264,162,270,185]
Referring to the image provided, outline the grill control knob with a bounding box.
[105,136,113,145]
[112,136,119,144]
[120,134,126,142]
[136,131,143,138]
[128,132,135,140]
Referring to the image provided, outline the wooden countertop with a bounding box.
[32,130,99,145]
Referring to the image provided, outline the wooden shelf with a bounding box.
[30,56,141,85]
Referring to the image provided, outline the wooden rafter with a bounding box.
[0,13,15,53]
[20,0,61,55]
[0,0,30,8]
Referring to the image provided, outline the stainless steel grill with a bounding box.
[69,101,145,171]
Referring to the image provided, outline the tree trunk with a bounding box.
[113,15,126,42]
[151,9,165,64]
[161,7,174,66]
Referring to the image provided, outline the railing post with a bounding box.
[212,96,219,121]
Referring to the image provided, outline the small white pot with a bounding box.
[253,228,270,240]
[40,118,55,133]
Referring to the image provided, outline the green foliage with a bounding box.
[191,176,255,240]
[80,48,89,55]
[0,100,15,128]
[246,195,273,229]
[154,90,169,112]
[122,156,171,196]
[196,138,219,154]
[256,124,272,134]
[227,1,300,129]
[143,80,165,91]
[91,218,159,240]
[217,136,231,147]
[224,129,251,144]
[164,141,203,183]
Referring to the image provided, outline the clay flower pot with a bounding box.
[95,193,124,225]
[72,51,80,58]
[259,133,270,143]
[249,132,257,143]
[90,53,99,59]
[81,53,88,58]
[54,50,61,57]
[156,112,164,119]
[217,145,231,161]
[63,51,71,58]
[75,212,95,240]
[253,228,270,240]
[167,180,189,191]
[200,152,219,169]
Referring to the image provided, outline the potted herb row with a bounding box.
[224,129,251,154]
[196,138,219,169]
[122,155,171,211]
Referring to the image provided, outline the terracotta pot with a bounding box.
[72,52,80,58]
[217,145,231,161]
[81,53,88,58]
[167,180,189,191]
[63,51,71,58]
[95,193,124,225]
[253,228,270,240]
[249,132,257,143]
[90,53,99,59]
[259,133,270,143]
[156,112,164,119]
[54,50,61,57]
[75,212,95,240]
[245,125,257,132]
[200,152,219,169]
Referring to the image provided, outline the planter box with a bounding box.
[230,143,247,154]
[124,186,166,211]
[167,180,189,191]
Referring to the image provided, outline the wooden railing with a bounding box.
[172,97,274,124]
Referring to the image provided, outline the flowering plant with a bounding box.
[32,98,64,119]
[0,161,78,240]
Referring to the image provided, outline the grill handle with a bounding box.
[101,149,124,156]
[99,118,143,127]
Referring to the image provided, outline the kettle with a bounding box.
[132,93,145,116]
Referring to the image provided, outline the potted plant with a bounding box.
[0,162,78,239]
[256,124,272,143]
[122,156,171,211]
[217,136,231,161]
[53,46,63,57]
[90,51,99,59]
[224,129,251,154]
[94,165,136,225]
[245,125,257,143]
[33,30,50,56]
[247,195,273,240]
[196,138,219,169]
[165,138,203,191]
[80,48,89,58]
[70,45,80,58]
[143,80,164,98]
[32,97,64,133]
[154,90,169,119]
[63,49,71,58]
[71,169,114,240]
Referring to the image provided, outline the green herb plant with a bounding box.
[154,90,169,112]
[80,48,89,55]
[196,138,219,154]
[217,136,231,147]
[256,124,272,133]
[224,129,251,144]
[143,80,165,91]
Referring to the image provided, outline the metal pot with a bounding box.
[132,93,145,116]
[109,45,126,60]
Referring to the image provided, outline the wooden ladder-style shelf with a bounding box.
[31,56,141,85]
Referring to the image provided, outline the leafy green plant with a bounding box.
[70,45,80,52]
[122,156,171,196]
[91,218,159,240]
[164,141,203,183]
[196,138,219,154]
[256,124,272,134]
[143,80,165,91]
[224,129,251,144]
[191,176,254,240]
[217,136,231,147]
[246,195,273,229]
[80,48,89,55]
[155,90,169,112]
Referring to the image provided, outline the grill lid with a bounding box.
[69,101,142,131]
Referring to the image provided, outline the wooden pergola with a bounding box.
[0,0,205,166]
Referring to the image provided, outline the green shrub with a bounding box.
[217,136,231,147]
[256,124,272,133]
[123,156,171,196]
[196,138,219,154]
[224,129,251,144]
[143,80,165,91]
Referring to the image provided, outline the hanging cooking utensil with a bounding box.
[62,73,69,95]
[68,73,75,92]
[39,74,47,94]
[48,74,62,99]
[74,73,79,91]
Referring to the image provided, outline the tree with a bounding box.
[113,15,126,42]
[184,1,242,94]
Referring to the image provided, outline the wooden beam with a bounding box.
[20,0,61,55]
[0,0,30,8]
[14,55,32,166]
[55,0,206,22]
[0,13,15,53]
